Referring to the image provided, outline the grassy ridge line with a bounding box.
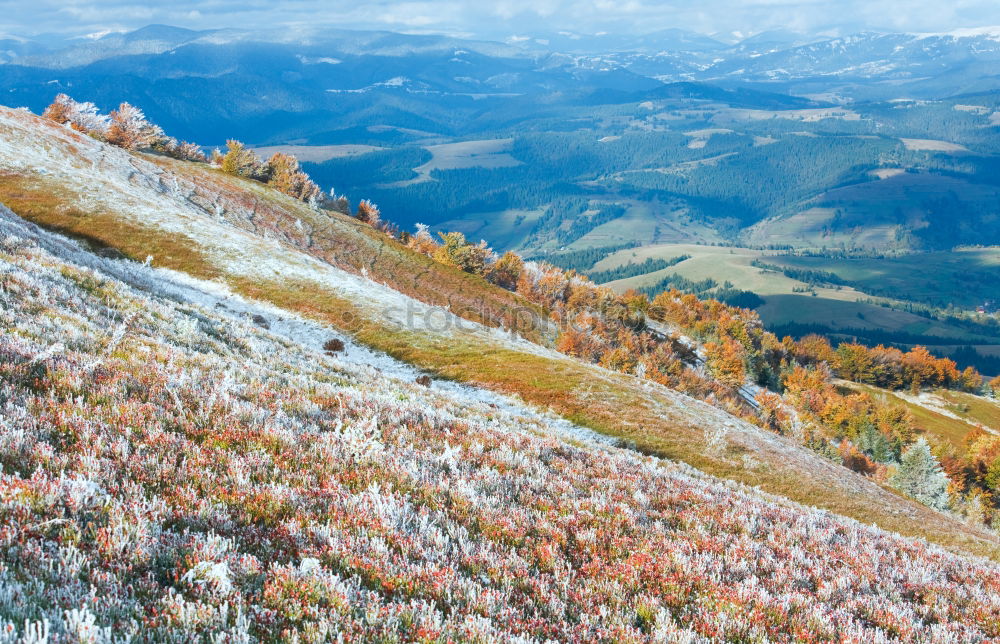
[1,109,999,559]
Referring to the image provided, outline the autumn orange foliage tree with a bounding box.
[42,93,108,134]
[355,199,382,227]
[704,339,746,388]
[755,391,790,433]
[486,252,525,290]
[406,224,439,255]
[266,152,322,202]
[220,140,266,179]
[105,103,164,151]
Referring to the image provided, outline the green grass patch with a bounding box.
[937,390,1000,430]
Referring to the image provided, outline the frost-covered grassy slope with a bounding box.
[1,105,999,560]
[2,198,1000,642]
[0,108,549,343]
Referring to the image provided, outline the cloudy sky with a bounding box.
[3,0,1000,40]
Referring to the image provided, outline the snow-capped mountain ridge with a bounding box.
[9,23,1000,93]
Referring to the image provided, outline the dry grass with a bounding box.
[0,173,221,280]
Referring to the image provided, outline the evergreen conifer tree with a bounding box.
[889,438,950,511]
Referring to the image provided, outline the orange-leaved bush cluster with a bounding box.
[43,95,333,206]
[216,140,325,204]
[826,341,980,392]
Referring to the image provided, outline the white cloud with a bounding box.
[1,0,999,39]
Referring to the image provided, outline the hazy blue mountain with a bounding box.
[519,28,729,54]
[5,24,1000,256]
[731,30,832,52]
[700,31,1000,90]
[16,25,212,68]
[9,24,1000,106]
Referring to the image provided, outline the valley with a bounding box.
[280,94,1000,370]
[582,243,1000,373]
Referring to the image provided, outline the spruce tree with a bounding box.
[889,438,950,511]
[858,422,894,463]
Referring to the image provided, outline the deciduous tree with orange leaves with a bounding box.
[355,199,382,227]
[42,93,109,135]
[266,152,322,202]
[485,251,524,290]
[219,140,266,179]
[704,339,746,388]
[755,390,790,433]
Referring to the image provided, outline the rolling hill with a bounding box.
[1,100,1000,638]
[5,206,999,639]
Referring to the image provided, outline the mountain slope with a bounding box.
[1,105,999,564]
[4,205,999,639]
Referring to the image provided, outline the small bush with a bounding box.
[355,200,381,227]
[220,140,267,180]
[323,338,345,354]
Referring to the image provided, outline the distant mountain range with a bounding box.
[4,24,1000,259]
[2,24,1000,144]
[7,24,1000,88]
[0,28,996,145]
